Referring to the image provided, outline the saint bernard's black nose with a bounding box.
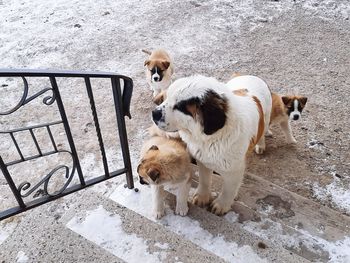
[152,108,162,122]
[153,76,160,82]
[139,176,148,185]
[293,115,299,120]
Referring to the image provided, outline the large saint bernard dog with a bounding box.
[152,75,272,215]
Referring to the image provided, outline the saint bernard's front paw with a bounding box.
[192,192,211,207]
[210,197,232,216]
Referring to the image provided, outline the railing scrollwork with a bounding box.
[0,69,134,221]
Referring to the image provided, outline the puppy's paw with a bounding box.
[255,145,265,155]
[210,197,232,216]
[175,202,189,216]
[153,209,165,219]
[192,192,211,207]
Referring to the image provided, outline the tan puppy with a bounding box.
[137,136,192,219]
[142,49,174,97]
[269,92,308,143]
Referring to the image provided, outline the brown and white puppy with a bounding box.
[269,93,308,144]
[137,136,192,219]
[143,49,174,97]
[152,75,272,215]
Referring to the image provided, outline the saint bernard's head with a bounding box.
[152,75,228,135]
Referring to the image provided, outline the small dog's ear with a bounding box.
[144,60,150,67]
[148,168,160,182]
[299,97,308,107]
[281,96,292,106]
[149,145,159,151]
[200,90,227,135]
[161,61,170,69]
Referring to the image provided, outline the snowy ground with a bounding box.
[1,0,350,262]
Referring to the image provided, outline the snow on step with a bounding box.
[0,220,18,245]
[109,181,268,263]
[66,205,167,263]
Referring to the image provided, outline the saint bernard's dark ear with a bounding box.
[173,97,201,118]
[200,90,228,135]
[144,59,150,67]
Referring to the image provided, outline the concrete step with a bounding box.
[107,180,308,263]
[195,170,350,263]
[0,180,223,263]
[1,169,349,263]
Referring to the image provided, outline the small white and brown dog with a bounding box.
[137,136,192,219]
[269,93,308,144]
[142,49,174,97]
[152,75,272,215]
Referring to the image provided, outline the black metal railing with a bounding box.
[0,69,134,220]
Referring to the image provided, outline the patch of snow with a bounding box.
[154,242,169,250]
[307,139,325,150]
[16,251,29,263]
[66,206,166,263]
[301,0,350,21]
[224,211,239,224]
[312,178,350,214]
[239,217,350,263]
[109,182,267,263]
[0,220,18,245]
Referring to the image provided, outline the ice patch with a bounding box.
[0,220,18,245]
[239,217,350,263]
[109,182,267,263]
[16,251,29,263]
[313,178,350,214]
[66,206,166,263]
[224,211,239,224]
[154,242,169,250]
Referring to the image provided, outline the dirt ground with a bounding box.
[0,0,349,217]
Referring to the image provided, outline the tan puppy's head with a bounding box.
[144,49,172,83]
[137,145,165,185]
[281,95,308,121]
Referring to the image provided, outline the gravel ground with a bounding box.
[0,0,349,221]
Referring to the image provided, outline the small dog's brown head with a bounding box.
[281,95,308,121]
[137,145,165,185]
[144,59,171,83]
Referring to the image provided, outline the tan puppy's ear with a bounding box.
[149,145,159,151]
[281,96,292,106]
[299,97,308,107]
[161,61,170,69]
[148,168,160,182]
[144,60,150,67]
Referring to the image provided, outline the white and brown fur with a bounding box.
[143,49,174,97]
[137,136,192,219]
[269,93,308,144]
[152,75,271,215]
